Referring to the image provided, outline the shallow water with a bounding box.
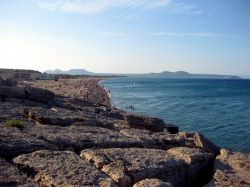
[101,78,250,153]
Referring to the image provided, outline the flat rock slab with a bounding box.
[20,123,143,152]
[120,128,189,149]
[206,149,250,187]
[133,178,172,187]
[0,125,58,158]
[13,150,117,187]
[81,148,186,187]
[24,107,85,126]
[0,157,37,186]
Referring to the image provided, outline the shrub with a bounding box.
[5,119,23,128]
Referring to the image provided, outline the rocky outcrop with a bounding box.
[133,179,172,187]
[205,149,250,187]
[0,78,249,187]
[167,147,214,186]
[13,150,117,186]
[194,133,220,156]
[124,114,178,133]
[0,124,58,158]
[0,85,55,103]
[0,157,37,186]
[81,148,186,187]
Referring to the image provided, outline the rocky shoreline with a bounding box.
[0,77,249,187]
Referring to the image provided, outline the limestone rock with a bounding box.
[124,114,178,133]
[24,107,84,126]
[0,157,37,186]
[81,148,186,187]
[194,133,220,156]
[167,147,214,186]
[206,149,250,187]
[133,179,172,187]
[120,128,188,149]
[13,150,117,186]
[0,124,58,158]
[20,123,143,152]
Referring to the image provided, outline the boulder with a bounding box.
[81,148,186,187]
[194,133,220,156]
[205,149,250,187]
[133,179,172,187]
[0,78,17,87]
[124,114,178,133]
[0,157,38,186]
[13,150,117,187]
[24,86,55,103]
[0,86,26,101]
[167,147,214,186]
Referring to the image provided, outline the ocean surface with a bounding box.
[101,78,250,153]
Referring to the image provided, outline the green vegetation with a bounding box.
[5,119,23,128]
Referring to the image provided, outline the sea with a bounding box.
[100,78,250,153]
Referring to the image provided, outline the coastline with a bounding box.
[0,77,249,186]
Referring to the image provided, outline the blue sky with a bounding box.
[0,0,249,75]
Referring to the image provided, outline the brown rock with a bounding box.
[81,148,186,187]
[133,179,172,187]
[13,150,117,187]
[167,147,214,186]
[194,133,220,156]
[206,149,250,187]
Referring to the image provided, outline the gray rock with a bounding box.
[0,157,37,186]
[20,123,143,152]
[24,107,84,126]
[0,124,58,158]
[13,150,117,187]
[133,179,172,187]
[81,148,186,187]
[24,86,55,103]
[120,128,188,149]
[124,114,178,133]
[194,133,220,156]
[0,86,26,101]
[205,149,250,187]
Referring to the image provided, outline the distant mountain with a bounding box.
[45,69,95,75]
[126,71,241,79]
[45,69,241,79]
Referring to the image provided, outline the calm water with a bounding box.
[101,78,250,153]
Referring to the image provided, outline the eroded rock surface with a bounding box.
[0,157,37,186]
[206,149,250,187]
[133,178,172,187]
[81,148,186,187]
[13,150,117,187]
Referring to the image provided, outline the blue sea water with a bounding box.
[101,78,250,153]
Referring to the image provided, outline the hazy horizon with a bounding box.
[0,0,250,75]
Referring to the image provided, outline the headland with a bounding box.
[0,76,249,187]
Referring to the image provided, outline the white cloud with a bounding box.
[36,0,202,15]
[147,32,241,38]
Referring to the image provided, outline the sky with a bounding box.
[0,0,250,75]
